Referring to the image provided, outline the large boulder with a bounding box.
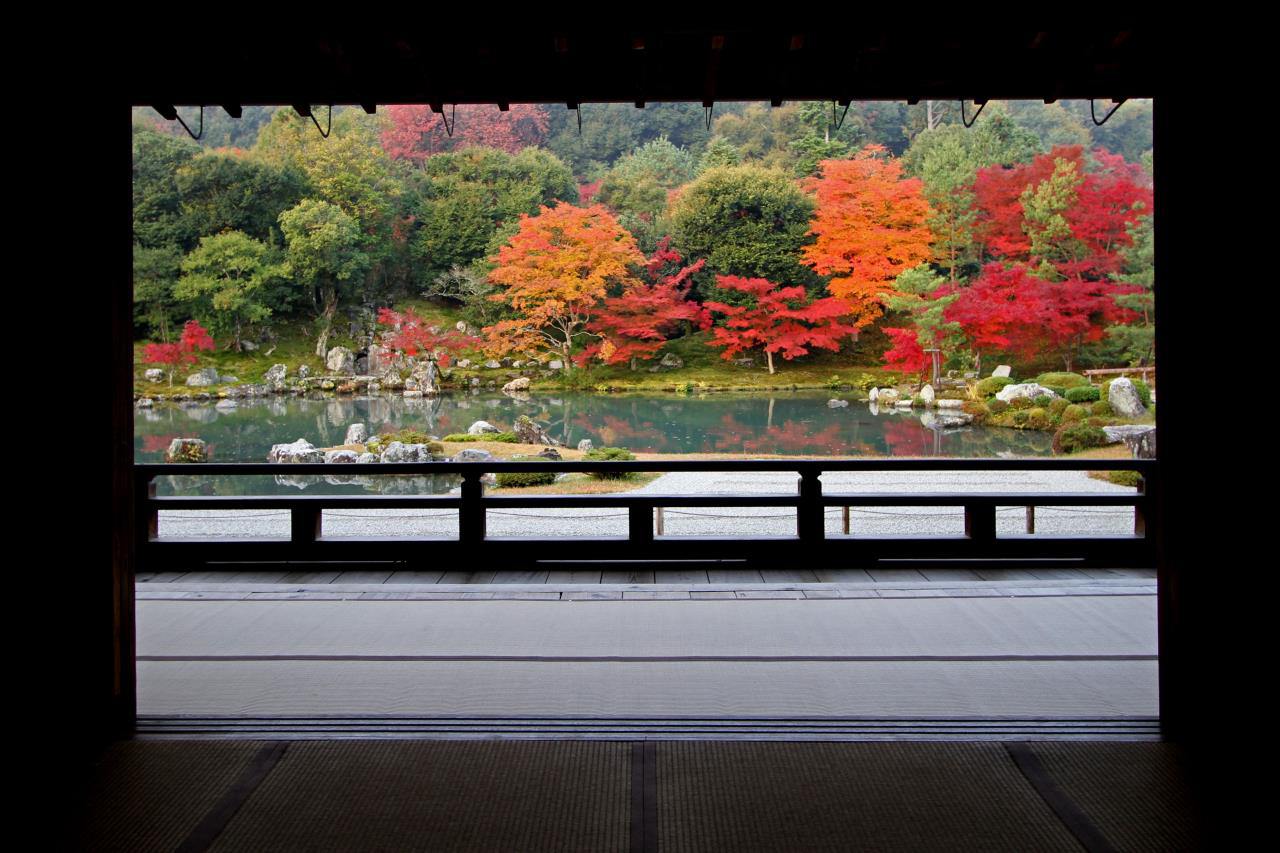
[357,452,379,464]
[548,360,564,370]
[918,384,936,407]
[659,352,684,369]
[164,438,209,463]
[452,448,494,463]
[513,415,561,446]
[185,368,219,387]
[537,447,563,461]
[577,439,594,452]
[502,376,531,395]
[1108,377,1148,419]
[325,346,355,375]
[367,344,395,373]
[467,420,501,435]
[345,423,368,445]
[1103,425,1156,458]
[144,368,165,383]
[995,383,1059,403]
[991,365,1012,378]
[268,439,324,464]
[410,360,439,395]
[379,369,404,391]
[263,363,288,388]
[324,449,359,464]
[380,441,432,463]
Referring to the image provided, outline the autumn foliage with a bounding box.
[142,320,215,384]
[705,275,858,374]
[381,104,550,162]
[803,145,935,328]
[376,308,475,366]
[482,202,645,367]
[579,239,711,367]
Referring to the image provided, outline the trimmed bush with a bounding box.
[1010,396,1034,410]
[1024,407,1052,430]
[378,428,434,445]
[583,446,637,480]
[1065,386,1101,403]
[1061,404,1086,422]
[1090,400,1113,417]
[1105,470,1144,488]
[442,432,518,443]
[988,399,1010,414]
[495,456,557,488]
[1053,424,1110,455]
[1031,394,1054,407]
[1130,379,1153,407]
[1012,410,1029,426]
[976,376,1015,397]
[1035,372,1089,388]
[1048,397,1070,416]
[1041,386,1067,399]
[961,401,990,423]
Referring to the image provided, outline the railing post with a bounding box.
[842,506,851,535]
[797,467,823,542]
[630,504,654,544]
[965,500,996,545]
[1134,468,1148,537]
[459,470,485,544]
[1025,505,1036,534]
[291,505,322,546]
[655,507,665,536]
[135,475,157,572]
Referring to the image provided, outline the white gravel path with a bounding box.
[157,468,1139,540]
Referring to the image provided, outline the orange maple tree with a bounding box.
[482,202,645,369]
[802,145,935,328]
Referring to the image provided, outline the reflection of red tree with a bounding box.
[705,415,847,455]
[572,414,668,451]
[142,433,181,454]
[880,418,934,457]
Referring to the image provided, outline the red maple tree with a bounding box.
[704,276,858,374]
[381,104,550,162]
[579,239,712,368]
[142,320,215,385]
[376,308,476,367]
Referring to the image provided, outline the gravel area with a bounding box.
[157,468,1139,540]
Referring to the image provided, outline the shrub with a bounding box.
[1091,400,1113,417]
[1035,372,1089,388]
[583,446,637,480]
[1012,410,1029,426]
[976,376,1015,397]
[495,456,557,488]
[442,432,518,443]
[1048,397,1070,416]
[1010,396,1034,410]
[961,401,990,423]
[1061,404,1086,422]
[1105,470,1144,488]
[1130,379,1153,407]
[1024,407,1052,430]
[379,427,435,445]
[1053,424,1110,454]
[1041,386,1067,398]
[988,399,1010,414]
[1031,394,1054,407]
[854,373,879,391]
[1065,386,1101,403]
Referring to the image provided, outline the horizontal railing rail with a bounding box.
[135,459,1157,572]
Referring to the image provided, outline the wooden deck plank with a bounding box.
[546,570,602,584]
[439,571,497,584]
[760,569,820,583]
[973,569,1036,582]
[865,568,928,582]
[387,570,446,584]
[1027,568,1090,580]
[601,570,655,584]
[226,571,290,584]
[814,568,874,583]
[491,570,551,584]
[654,569,710,584]
[707,569,764,584]
[919,568,983,582]
[279,571,341,584]
[139,572,189,583]
[334,570,395,584]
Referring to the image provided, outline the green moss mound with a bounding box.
[1053,424,1110,455]
[987,399,1009,415]
[1061,404,1086,422]
[1035,372,1089,388]
[1065,386,1101,403]
[976,376,1015,397]
[495,456,557,488]
[584,446,637,480]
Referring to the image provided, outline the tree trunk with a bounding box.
[314,294,337,358]
[766,350,775,375]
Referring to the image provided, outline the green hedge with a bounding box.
[583,446,636,480]
[1065,386,1101,403]
[1035,372,1089,388]
[495,456,557,488]
[1053,424,1110,455]
[976,376,1015,397]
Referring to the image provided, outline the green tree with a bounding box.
[669,165,819,301]
[1006,101,1092,150]
[596,137,697,251]
[279,200,372,356]
[175,232,287,351]
[699,137,743,171]
[133,244,184,339]
[1105,215,1155,365]
[175,152,307,245]
[132,125,200,250]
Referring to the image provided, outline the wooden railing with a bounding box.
[134,459,1157,572]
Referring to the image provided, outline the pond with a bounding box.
[136,391,1052,495]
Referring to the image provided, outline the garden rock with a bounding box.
[410,361,438,395]
[548,360,564,370]
[513,415,561,446]
[326,346,355,375]
[992,365,1012,378]
[380,442,431,463]
[263,363,288,387]
[144,368,165,383]
[1103,425,1156,458]
[577,439,594,452]
[298,365,311,380]
[186,368,219,386]
[165,438,209,463]
[537,447,563,461]
[345,423,368,445]
[468,420,501,435]
[214,399,238,410]
[357,453,379,464]
[268,439,324,464]
[936,399,965,410]
[484,360,501,369]
[452,448,494,463]
[502,377,531,394]
[918,384,936,406]
[995,383,1059,403]
[325,450,359,464]
[660,352,684,369]
[827,399,848,408]
[456,359,472,368]
[1108,377,1147,419]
